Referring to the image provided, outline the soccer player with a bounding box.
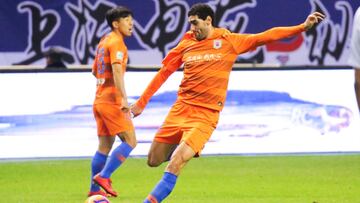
[131,3,325,203]
[88,6,136,197]
[349,7,360,111]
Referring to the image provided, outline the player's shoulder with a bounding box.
[219,28,249,43]
[173,31,194,49]
[179,31,194,42]
[217,28,242,38]
[110,33,124,44]
[106,33,127,49]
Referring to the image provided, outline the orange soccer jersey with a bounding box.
[92,32,133,136]
[93,32,128,105]
[136,24,305,111]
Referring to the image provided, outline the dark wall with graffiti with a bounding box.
[0,0,359,66]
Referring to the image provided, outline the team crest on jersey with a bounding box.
[213,40,222,49]
[116,51,124,60]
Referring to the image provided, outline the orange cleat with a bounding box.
[93,174,118,197]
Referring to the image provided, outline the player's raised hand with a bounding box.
[304,12,325,31]
[130,102,144,118]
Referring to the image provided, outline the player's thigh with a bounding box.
[150,124,182,166]
[147,101,187,166]
[147,141,178,167]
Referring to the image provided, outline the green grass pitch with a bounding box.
[0,155,359,203]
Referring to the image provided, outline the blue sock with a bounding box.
[100,142,133,178]
[90,151,107,192]
[144,172,177,203]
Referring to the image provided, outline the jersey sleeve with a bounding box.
[226,24,305,54]
[161,39,187,72]
[162,50,182,72]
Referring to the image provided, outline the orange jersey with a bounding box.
[92,32,128,105]
[137,24,305,111]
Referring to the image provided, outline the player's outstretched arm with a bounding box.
[303,12,325,31]
[230,11,326,53]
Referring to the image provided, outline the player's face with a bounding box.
[117,15,134,37]
[188,15,211,41]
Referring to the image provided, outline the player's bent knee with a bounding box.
[98,147,112,155]
[147,152,164,167]
[165,154,185,175]
[127,140,137,148]
[147,156,164,167]
[119,131,137,148]
[98,143,112,154]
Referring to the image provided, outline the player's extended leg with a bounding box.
[94,130,137,197]
[144,141,195,203]
[355,69,360,111]
[147,141,178,167]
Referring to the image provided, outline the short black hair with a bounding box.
[188,3,215,26]
[106,6,133,29]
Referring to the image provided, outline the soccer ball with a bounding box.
[85,194,110,203]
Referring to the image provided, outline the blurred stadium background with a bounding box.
[0,0,360,202]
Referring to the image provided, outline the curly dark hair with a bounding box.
[188,3,215,26]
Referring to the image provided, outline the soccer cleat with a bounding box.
[93,174,118,197]
[87,190,111,197]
